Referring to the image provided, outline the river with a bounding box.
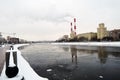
[1,43,120,80]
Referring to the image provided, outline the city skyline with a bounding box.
[0,0,120,41]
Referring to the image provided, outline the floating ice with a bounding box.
[46,69,52,72]
[99,75,103,78]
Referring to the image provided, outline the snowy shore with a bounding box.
[52,42,120,47]
[0,44,48,80]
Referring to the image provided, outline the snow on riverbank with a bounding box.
[0,44,48,80]
[52,42,120,47]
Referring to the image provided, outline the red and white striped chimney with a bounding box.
[70,22,73,32]
[74,18,76,35]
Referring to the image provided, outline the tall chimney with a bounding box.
[74,18,76,35]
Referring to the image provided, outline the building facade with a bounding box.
[7,36,19,44]
[97,23,108,40]
[77,32,97,41]
[109,29,120,41]
[62,35,69,41]
[60,23,120,42]
[70,31,76,39]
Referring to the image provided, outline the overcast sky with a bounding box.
[0,0,120,41]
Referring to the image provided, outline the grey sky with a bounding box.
[0,0,120,41]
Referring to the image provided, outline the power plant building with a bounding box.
[77,32,97,41]
[70,31,76,39]
[97,23,108,40]
[58,20,120,42]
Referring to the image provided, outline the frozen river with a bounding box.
[1,43,120,80]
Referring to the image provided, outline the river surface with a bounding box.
[1,43,120,80]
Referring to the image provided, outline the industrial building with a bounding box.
[70,31,76,39]
[57,17,120,42]
[109,29,120,41]
[97,23,108,40]
[68,22,120,41]
[77,32,97,41]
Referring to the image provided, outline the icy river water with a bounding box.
[1,43,120,80]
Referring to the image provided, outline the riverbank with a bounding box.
[0,43,48,80]
[52,42,120,47]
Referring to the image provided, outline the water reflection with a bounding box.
[61,47,69,52]
[70,46,77,64]
[61,45,120,64]
[98,47,108,64]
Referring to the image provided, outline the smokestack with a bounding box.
[70,22,72,26]
[74,18,76,23]
[70,22,73,32]
[74,18,76,35]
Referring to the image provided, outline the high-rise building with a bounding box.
[97,23,108,40]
